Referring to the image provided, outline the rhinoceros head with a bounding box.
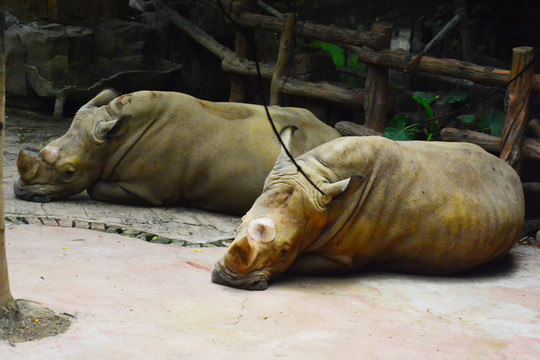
[212,127,363,290]
[14,89,121,202]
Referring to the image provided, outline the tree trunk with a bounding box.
[0,0,15,313]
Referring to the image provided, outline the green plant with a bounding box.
[383,89,469,141]
[310,41,366,87]
[382,114,417,140]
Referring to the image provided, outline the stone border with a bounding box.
[5,215,232,248]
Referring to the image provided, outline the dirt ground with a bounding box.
[0,300,72,344]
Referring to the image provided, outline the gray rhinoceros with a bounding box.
[14,90,340,215]
[212,128,525,290]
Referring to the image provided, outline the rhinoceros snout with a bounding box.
[211,262,268,291]
[13,180,51,203]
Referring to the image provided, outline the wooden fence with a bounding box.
[156,1,539,171]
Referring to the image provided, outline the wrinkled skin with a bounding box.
[212,132,525,290]
[15,90,119,203]
[14,90,340,215]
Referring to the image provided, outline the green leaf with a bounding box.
[457,114,475,123]
[383,114,416,141]
[412,91,437,105]
[412,91,437,119]
[478,109,505,137]
[443,89,467,104]
[311,41,345,68]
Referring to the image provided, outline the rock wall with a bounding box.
[5,1,234,117]
[25,0,129,26]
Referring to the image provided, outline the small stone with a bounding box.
[40,217,59,226]
[150,236,172,244]
[106,226,123,234]
[122,229,142,237]
[57,218,73,227]
[89,222,106,231]
[169,240,186,246]
[199,242,217,248]
[73,220,90,229]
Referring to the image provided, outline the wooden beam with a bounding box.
[222,59,365,107]
[441,127,540,161]
[234,12,388,50]
[455,0,473,62]
[270,14,295,105]
[500,46,534,170]
[334,121,382,136]
[229,0,257,102]
[280,79,364,108]
[155,2,236,61]
[221,55,273,78]
[363,22,393,132]
[351,47,540,92]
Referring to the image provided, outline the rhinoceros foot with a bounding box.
[13,179,52,203]
[211,260,269,291]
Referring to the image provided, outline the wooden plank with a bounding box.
[270,13,295,106]
[441,127,540,160]
[235,12,388,50]
[229,0,256,102]
[334,121,382,136]
[281,79,365,108]
[155,2,236,61]
[352,47,540,91]
[363,22,393,132]
[500,46,534,170]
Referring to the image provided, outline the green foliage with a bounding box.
[412,91,438,120]
[312,41,345,68]
[456,114,475,123]
[383,114,417,141]
[456,109,504,136]
[310,41,366,72]
[443,89,467,104]
[383,89,470,142]
[478,109,505,137]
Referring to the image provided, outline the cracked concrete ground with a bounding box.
[4,109,241,246]
[1,224,539,359]
[2,109,539,359]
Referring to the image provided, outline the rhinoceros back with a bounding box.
[310,137,524,274]
[99,91,340,214]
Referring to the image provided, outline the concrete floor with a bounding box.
[1,224,539,359]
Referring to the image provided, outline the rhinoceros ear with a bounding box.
[93,115,131,143]
[93,120,117,142]
[83,89,119,109]
[320,175,364,208]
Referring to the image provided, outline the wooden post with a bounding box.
[455,0,473,62]
[363,22,393,133]
[270,13,295,106]
[229,0,256,102]
[500,46,534,170]
[0,0,14,312]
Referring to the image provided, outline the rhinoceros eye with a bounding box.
[248,217,276,243]
[61,168,76,179]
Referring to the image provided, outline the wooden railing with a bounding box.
[156,1,538,169]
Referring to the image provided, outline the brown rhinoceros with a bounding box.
[212,128,524,290]
[14,90,340,215]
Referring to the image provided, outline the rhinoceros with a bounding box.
[212,128,525,290]
[14,90,340,215]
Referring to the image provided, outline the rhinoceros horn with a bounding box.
[269,126,298,176]
[17,149,43,183]
[270,126,355,199]
[83,88,119,109]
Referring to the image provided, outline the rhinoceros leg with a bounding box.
[286,253,348,275]
[87,181,147,205]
